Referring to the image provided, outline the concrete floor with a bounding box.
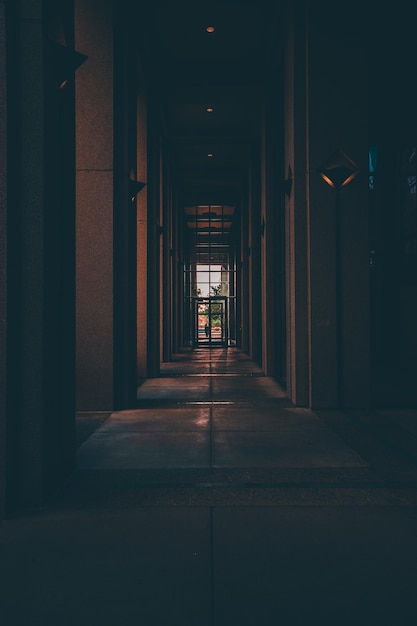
[1,348,417,625]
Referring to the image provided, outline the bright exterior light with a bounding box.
[206,107,214,113]
[206,26,215,33]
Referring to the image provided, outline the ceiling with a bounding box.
[135,2,417,208]
[137,0,284,207]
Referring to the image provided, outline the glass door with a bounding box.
[193,297,228,346]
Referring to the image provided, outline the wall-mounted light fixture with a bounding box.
[129,180,146,202]
[318,148,359,189]
[318,148,359,408]
[47,41,88,89]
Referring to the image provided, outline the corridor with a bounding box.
[2,3,417,623]
[76,348,367,473]
[2,349,417,625]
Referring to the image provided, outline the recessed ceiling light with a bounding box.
[207,153,213,158]
[206,107,214,113]
[206,26,215,33]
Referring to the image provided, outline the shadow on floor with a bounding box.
[2,348,417,626]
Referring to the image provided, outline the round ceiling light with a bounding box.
[206,26,215,33]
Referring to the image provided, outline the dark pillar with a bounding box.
[4,0,77,510]
[0,0,7,518]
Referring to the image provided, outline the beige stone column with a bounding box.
[75,0,114,409]
[162,157,172,363]
[260,102,273,374]
[260,87,283,377]
[136,85,148,379]
[249,147,262,366]
[146,93,162,377]
[240,185,250,354]
[284,1,310,406]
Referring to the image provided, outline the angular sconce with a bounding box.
[129,180,146,202]
[47,41,88,89]
[318,148,359,189]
